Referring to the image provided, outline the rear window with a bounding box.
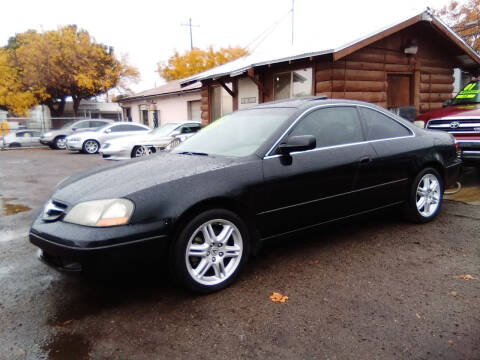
[359,107,411,140]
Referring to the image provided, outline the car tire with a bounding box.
[170,208,249,294]
[82,140,100,154]
[53,136,67,150]
[403,167,443,223]
[131,146,150,158]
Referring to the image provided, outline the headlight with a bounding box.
[102,143,111,149]
[43,132,52,137]
[63,199,134,227]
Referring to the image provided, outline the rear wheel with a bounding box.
[131,145,150,158]
[403,167,443,223]
[170,209,249,293]
[54,136,66,150]
[82,140,99,154]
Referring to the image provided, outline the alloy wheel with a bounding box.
[185,219,243,286]
[134,146,150,157]
[55,137,66,149]
[84,140,99,154]
[416,173,441,217]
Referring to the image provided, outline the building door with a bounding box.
[188,100,201,121]
[387,74,412,108]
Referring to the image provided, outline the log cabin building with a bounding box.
[180,10,480,126]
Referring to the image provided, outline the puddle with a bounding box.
[445,186,480,205]
[0,197,30,216]
[0,228,29,242]
[42,332,91,360]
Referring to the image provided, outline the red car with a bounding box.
[417,80,480,165]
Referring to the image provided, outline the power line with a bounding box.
[245,9,292,53]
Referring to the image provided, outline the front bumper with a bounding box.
[40,138,53,146]
[99,148,131,160]
[457,140,480,162]
[30,216,170,271]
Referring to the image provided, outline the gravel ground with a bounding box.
[0,148,479,360]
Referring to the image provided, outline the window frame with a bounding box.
[265,104,415,159]
[273,68,313,101]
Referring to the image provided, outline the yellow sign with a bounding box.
[456,82,479,99]
[0,121,9,136]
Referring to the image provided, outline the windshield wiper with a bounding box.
[178,151,209,156]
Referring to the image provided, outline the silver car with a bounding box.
[66,122,151,154]
[100,122,202,160]
[1,130,42,148]
[40,119,113,149]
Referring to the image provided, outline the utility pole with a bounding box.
[291,0,294,46]
[182,18,199,50]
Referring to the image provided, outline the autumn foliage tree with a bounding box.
[436,0,480,52]
[0,25,139,116]
[158,46,248,81]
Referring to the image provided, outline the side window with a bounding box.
[359,107,411,140]
[109,125,127,132]
[74,121,90,129]
[180,124,200,134]
[127,125,147,131]
[16,132,25,138]
[290,107,364,148]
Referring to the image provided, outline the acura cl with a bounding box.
[30,98,461,293]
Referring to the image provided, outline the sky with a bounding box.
[0,0,453,94]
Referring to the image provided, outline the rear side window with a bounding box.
[90,121,108,128]
[126,124,147,131]
[291,107,364,148]
[359,107,411,140]
[74,121,90,129]
[180,124,201,134]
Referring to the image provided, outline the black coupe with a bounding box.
[30,98,461,293]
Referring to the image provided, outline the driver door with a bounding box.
[258,106,368,238]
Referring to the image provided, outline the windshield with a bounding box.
[173,108,296,157]
[452,81,480,105]
[149,123,179,137]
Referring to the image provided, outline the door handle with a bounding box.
[360,156,371,164]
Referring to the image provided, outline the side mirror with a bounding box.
[278,135,316,155]
[170,130,181,137]
[72,127,77,131]
[443,98,453,107]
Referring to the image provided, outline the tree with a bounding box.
[158,46,248,81]
[436,0,480,52]
[0,25,139,116]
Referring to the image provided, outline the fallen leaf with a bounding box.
[416,313,421,319]
[270,292,288,303]
[56,319,73,327]
[312,260,319,265]
[449,291,457,296]
[458,274,477,280]
[448,340,454,344]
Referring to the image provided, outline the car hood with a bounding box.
[417,104,480,121]
[53,152,243,204]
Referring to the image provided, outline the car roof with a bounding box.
[250,97,374,111]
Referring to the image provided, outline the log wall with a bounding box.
[315,43,455,113]
[200,85,210,126]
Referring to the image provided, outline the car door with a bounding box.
[258,106,368,238]
[352,106,416,210]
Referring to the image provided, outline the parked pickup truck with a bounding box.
[417,79,480,165]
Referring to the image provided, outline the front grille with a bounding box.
[42,200,68,222]
[427,119,480,134]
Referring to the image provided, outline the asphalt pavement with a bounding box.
[0,148,479,360]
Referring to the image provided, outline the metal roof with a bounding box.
[119,79,201,102]
[180,10,480,87]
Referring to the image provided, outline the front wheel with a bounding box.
[131,145,151,158]
[82,140,99,154]
[403,167,443,223]
[170,209,249,293]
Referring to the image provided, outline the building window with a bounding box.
[188,100,201,121]
[140,105,149,126]
[274,68,313,101]
[125,107,132,122]
[211,84,233,121]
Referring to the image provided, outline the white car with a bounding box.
[66,122,151,154]
[100,122,202,160]
[1,130,42,148]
